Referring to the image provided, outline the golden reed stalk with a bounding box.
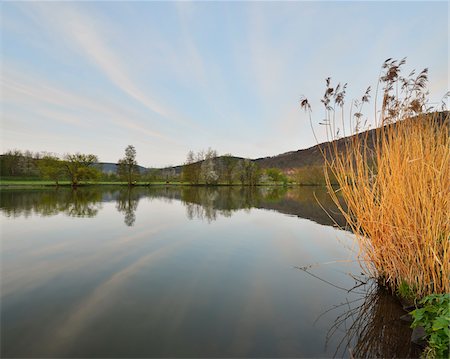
[301,59,449,297]
[325,113,449,297]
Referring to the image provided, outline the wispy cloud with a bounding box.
[15,3,199,129]
[1,1,447,165]
[247,4,285,102]
[42,238,193,354]
[174,2,208,87]
[2,67,174,142]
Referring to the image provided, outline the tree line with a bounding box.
[0,150,100,187]
[1,145,299,187]
[0,145,143,187]
[181,148,288,185]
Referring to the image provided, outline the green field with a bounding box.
[0,179,306,188]
[0,180,187,188]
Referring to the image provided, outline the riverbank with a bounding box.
[0,180,180,188]
[0,180,313,189]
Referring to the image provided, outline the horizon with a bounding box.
[1,1,448,167]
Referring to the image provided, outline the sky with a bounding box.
[1,1,448,168]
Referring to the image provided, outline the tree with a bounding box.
[0,150,22,177]
[237,159,261,186]
[63,153,99,188]
[191,150,205,184]
[265,168,288,185]
[38,155,65,186]
[17,150,38,177]
[182,150,196,183]
[201,160,219,185]
[200,148,218,185]
[0,149,41,177]
[221,154,238,185]
[117,145,139,186]
[181,148,220,185]
[143,168,162,182]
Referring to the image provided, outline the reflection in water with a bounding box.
[297,262,419,358]
[64,190,103,218]
[0,186,346,227]
[0,189,103,218]
[1,185,417,358]
[115,189,139,226]
[181,186,258,222]
[322,283,420,358]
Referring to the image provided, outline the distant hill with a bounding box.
[96,147,326,175]
[254,145,324,170]
[96,162,148,174]
[97,111,448,174]
[255,111,449,171]
[254,135,363,170]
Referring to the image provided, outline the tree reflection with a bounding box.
[115,188,139,226]
[181,186,278,222]
[62,189,103,217]
[177,186,346,226]
[0,188,102,218]
[0,185,347,227]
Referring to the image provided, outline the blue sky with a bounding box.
[1,1,448,167]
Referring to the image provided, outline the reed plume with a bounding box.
[301,58,450,297]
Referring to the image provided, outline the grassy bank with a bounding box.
[0,179,305,188]
[0,180,184,188]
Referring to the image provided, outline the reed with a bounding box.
[301,58,450,297]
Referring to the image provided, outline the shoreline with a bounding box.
[0,181,327,189]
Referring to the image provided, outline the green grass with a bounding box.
[0,180,71,186]
[0,179,301,188]
[0,180,195,187]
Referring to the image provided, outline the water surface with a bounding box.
[1,186,419,357]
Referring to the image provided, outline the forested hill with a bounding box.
[254,134,359,170]
[97,162,148,174]
[99,111,449,174]
[2,112,447,177]
[254,144,324,170]
[254,111,449,170]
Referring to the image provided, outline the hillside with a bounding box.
[96,162,148,174]
[254,145,324,170]
[4,112,442,177]
[254,135,360,170]
[254,111,449,171]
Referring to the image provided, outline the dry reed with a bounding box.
[301,58,450,297]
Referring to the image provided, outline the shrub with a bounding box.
[410,294,450,358]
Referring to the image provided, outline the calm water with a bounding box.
[1,186,418,358]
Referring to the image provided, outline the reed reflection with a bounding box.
[323,283,420,358]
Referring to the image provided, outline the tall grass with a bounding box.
[301,58,450,297]
[326,114,449,297]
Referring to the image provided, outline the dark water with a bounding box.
[0,186,419,358]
